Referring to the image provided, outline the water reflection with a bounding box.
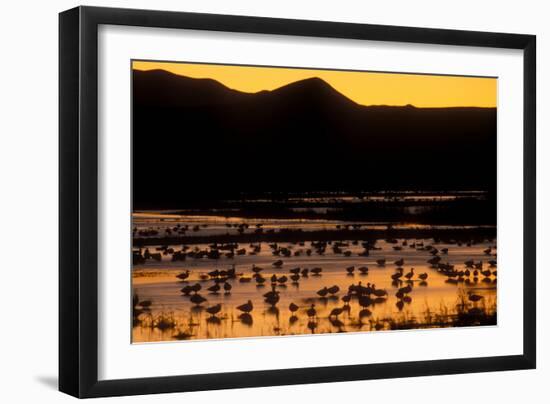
[133,231,497,343]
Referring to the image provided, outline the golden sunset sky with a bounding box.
[133,60,497,108]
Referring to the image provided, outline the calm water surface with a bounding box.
[132,227,497,342]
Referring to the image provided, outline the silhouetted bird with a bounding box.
[265,292,280,306]
[237,300,253,313]
[181,285,193,295]
[468,293,483,303]
[317,287,329,297]
[190,293,206,306]
[206,304,221,316]
[372,288,387,297]
[311,267,322,275]
[327,285,340,295]
[207,284,220,293]
[391,272,403,281]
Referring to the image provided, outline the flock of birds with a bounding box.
[133,221,310,240]
[133,236,497,338]
[134,222,258,238]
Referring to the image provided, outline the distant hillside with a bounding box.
[132,69,496,208]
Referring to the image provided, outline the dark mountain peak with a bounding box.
[291,76,329,87]
[275,76,335,93]
[268,76,357,107]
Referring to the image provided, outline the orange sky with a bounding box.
[132,60,497,108]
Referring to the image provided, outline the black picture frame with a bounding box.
[59,5,536,398]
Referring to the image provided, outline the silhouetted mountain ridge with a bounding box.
[133,69,253,107]
[132,69,496,208]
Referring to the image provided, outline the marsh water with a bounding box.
[132,211,497,343]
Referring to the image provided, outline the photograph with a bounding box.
[130,60,498,343]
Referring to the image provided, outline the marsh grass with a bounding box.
[132,295,497,341]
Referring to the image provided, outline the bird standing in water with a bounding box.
[190,293,206,306]
[404,268,415,280]
[307,304,317,318]
[223,282,232,294]
[206,303,221,317]
[237,300,253,313]
[207,283,221,293]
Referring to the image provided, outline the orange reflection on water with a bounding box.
[132,238,496,343]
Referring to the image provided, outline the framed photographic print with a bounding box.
[59,6,536,398]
